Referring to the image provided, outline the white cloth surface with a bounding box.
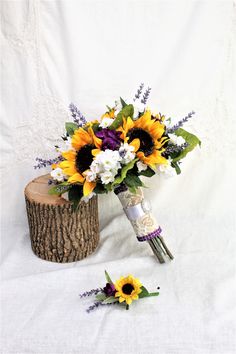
[1,1,236,353]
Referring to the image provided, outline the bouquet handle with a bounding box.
[114,185,174,263]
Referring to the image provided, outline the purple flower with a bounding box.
[103,283,116,297]
[96,129,122,151]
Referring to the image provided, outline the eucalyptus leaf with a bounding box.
[102,296,119,304]
[172,128,201,162]
[112,158,138,186]
[65,122,79,137]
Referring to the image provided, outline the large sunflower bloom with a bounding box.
[59,127,102,196]
[114,275,142,305]
[118,110,168,169]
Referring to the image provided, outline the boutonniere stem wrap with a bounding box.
[114,185,174,263]
[80,271,160,312]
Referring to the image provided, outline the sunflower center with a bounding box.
[76,144,94,173]
[128,128,154,156]
[122,283,134,295]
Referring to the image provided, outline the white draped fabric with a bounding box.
[1,1,236,353]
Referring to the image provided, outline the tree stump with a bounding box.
[24,174,99,263]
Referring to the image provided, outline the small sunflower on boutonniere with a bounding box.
[80,271,160,312]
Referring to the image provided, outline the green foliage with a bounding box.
[109,104,134,130]
[124,172,143,190]
[93,183,107,194]
[68,185,83,211]
[120,97,127,108]
[139,286,159,299]
[105,270,113,284]
[112,159,138,186]
[138,286,150,298]
[171,161,181,175]
[65,122,79,137]
[138,167,156,178]
[95,293,106,301]
[48,182,71,195]
[173,128,201,162]
[102,296,119,304]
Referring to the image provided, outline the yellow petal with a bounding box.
[68,173,84,184]
[129,138,140,152]
[92,148,101,157]
[124,116,134,131]
[132,294,139,300]
[88,127,102,149]
[62,150,76,161]
[83,180,96,196]
[126,297,132,305]
[119,297,125,303]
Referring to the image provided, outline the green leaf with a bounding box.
[138,167,156,177]
[48,183,71,195]
[65,122,79,137]
[171,161,181,175]
[138,286,150,299]
[120,97,127,108]
[102,296,119,304]
[95,293,106,301]
[105,270,113,284]
[172,128,201,162]
[109,104,134,130]
[124,173,143,189]
[93,183,107,194]
[112,158,138,186]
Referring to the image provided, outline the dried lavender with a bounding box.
[69,103,87,126]
[141,87,152,104]
[164,142,188,155]
[79,288,103,298]
[167,111,195,133]
[86,302,116,313]
[133,83,144,101]
[34,156,64,169]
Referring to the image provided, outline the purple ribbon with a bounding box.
[137,226,162,242]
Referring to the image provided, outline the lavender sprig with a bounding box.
[34,156,64,169]
[86,302,116,313]
[69,103,87,126]
[133,83,144,101]
[163,143,188,156]
[141,87,152,104]
[79,288,103,298]
[167,111,195,133]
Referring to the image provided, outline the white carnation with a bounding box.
[119,143,135,164]
[157,160,176,178]
[137,161,148,172]
[168,134,185,146]
[84,169,97,182]
[50,167,66,182]
[100,171,116,184]
[99,117,114,128]
[95,150,121,172]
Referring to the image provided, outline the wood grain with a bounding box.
[24,174,99,262]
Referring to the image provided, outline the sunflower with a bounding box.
[114,275,142,305]
[59,127,102,196]
[118,110,168,169]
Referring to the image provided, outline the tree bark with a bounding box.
[24,174,99,263]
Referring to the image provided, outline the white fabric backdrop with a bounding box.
[1,1,236,353]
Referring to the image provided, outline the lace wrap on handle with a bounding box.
[114,185,174,263]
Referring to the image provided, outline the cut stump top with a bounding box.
[24,174,70,206]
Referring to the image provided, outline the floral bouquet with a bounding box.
[35,84,200,263]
